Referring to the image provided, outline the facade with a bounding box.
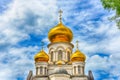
[27,10,94,80]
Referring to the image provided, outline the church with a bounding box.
[27,10,94,80]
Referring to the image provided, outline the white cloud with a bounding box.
[0,68,13,80]
[0,0,58,46]
[85,54,120,80]
[70,2,120,79]
[0,0,58,80]
[0,46,39,80]
[0,0,120,80]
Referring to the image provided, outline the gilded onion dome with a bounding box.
[48,22,73,43]
[56,60,65,65]
[34,50,49,62]
[71,49,86,62]
[48,10,73,43]
[71,41,86,62]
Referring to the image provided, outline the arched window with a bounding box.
[51,51,53,62]
[36,67,38,75]
[58,50,62,60]
[67,51,70,61]
[82,66,84,74]
[78,65,80,74]
[44,67,46,75]
[74,66,76,74]
[40,66,43,74]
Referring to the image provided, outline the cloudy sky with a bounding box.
[0,0,120,80]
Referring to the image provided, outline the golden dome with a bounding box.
[56,60,65,65]
[34,50,49,62]
[71,49,86,62]
[48,22,73,43]
[56,60,63,65]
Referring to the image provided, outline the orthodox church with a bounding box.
[27,10,94,80]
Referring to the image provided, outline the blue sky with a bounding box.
[0,0,120,80]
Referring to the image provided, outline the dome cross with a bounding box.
[58,9,63,23]
[41,41,44,50]
[76,40,79,50]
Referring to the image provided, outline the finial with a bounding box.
[41,41,44,50]
[76,40,79,50]
[58,9,63,23]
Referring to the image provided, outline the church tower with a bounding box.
[27,10,94,80]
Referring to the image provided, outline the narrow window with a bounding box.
[74,66,76,74]
[82,66,84,74]
[58,50,62,60]
[36,67,38,75]
[67,51,70,61]
[51,51,53,62]
[78,66,80,74]
[40,66,43,74]
[44,67,46,75]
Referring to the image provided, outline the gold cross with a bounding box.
[76,40,79,50]
[41,41,44,50]
[58,9,63,22]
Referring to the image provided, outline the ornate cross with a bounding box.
[76,40,79,50]
[58,9,63,22]
[41,41,44,50]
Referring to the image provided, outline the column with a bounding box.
[76,66,78,75]
[38,67,40,75]
[73,66,74,75]
[63,52,65,61]
[66,51,68,62]
[36,67,37,75]
[54,52,56,62]
[52,52,54,62]
[56,51,58,61]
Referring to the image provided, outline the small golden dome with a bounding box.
[48,22,73,43]
[34,50,49,62]
[56,60,65,65]
[71,49,86,62]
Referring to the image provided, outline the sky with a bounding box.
[0,0,120,80]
